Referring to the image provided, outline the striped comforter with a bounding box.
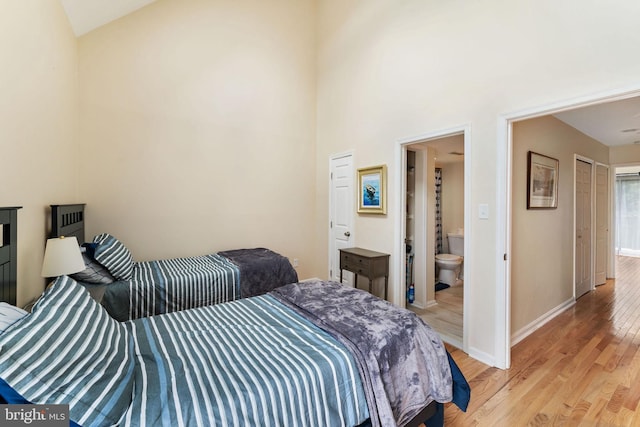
[0,277,370,427]
[102,254,241,321]
[123,294,369,426]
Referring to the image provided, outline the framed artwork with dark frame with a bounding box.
[357,164,387,214]
[527,151,559,209]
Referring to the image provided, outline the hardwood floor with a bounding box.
[410,284,463,347]
[442,256,640,426]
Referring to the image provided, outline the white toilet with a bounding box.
[435,232,464,286]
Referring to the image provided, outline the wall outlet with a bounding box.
[292,258,299,268]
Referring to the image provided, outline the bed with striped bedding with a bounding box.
[125,293,369,426]
[101,253,241,321]
[0,276,370,427]
[78,233,298,321]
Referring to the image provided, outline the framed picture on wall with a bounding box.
[527,151,559,209]
[357,164,387,214]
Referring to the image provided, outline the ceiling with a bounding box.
[59,1,640,152]
[553,96,640,147]
[60,0,157,36]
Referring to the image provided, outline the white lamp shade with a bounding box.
[41,236,85,277]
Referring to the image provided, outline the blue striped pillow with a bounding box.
[0,276,135,427]
[93,233,134,281]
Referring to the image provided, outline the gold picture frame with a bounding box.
[527,151,559,209]
[357,165,387,214]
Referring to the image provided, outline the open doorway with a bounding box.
[398,129,468,350]
[615,165,640,257]
[498,92,640,369]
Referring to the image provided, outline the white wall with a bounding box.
[316,0,640,364]
[0,1,79,306]
[77,0,318,278]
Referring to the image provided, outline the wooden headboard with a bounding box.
[0,207,21,305]
[50,204,86,243]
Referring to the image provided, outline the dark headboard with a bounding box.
[0,207,21,305]
[50,204,86,243]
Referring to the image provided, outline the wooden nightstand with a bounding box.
[339,247,390,300]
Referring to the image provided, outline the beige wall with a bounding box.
[610,144,640,165]
[0,1,79,306]
[512,116,608,335]
[439,161,464,254]
[3,0,640,366]
[316,0,640,362]
[77,0,317,278]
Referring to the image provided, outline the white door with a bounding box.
[595,164,608,285]
[575,159,592,298]
[329,154,354,285]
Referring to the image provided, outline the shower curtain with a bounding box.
[435,168,443,255]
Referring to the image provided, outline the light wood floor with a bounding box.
[410,284,464,347]
[442,255,640,426]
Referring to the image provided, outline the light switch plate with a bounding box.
[479,203,489,219]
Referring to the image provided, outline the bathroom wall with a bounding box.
[437,160,464,253]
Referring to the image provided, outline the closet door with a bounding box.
[595,164,608,285]
[575,159,592,298]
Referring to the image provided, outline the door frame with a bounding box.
[394,124,471,353]
[595,162,609,286]
[497,85,640,369]
[574,155,595,299]
[328,151,355,281]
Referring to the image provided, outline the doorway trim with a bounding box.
[497,85,640,369]
[394,124,471,353]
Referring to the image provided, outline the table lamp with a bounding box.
[41,236,85,278]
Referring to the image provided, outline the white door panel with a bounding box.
[575,159,592,298]
[330,154,354,285]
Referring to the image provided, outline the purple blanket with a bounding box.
[271,280,453,427]
[218,248,298,298]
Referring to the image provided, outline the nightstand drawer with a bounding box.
[338,247,390,300]
[341,254,370,271]
[341,263,369,276]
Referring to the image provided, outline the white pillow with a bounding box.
[0,302,28,334]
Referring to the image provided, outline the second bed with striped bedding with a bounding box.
[87,234,299,321]
[113,253,241,321]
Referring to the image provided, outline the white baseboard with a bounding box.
[467,346,495,368]
[511,298,575,346]
[439,333,463,350]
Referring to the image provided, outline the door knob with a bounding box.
[344,231,351,237]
